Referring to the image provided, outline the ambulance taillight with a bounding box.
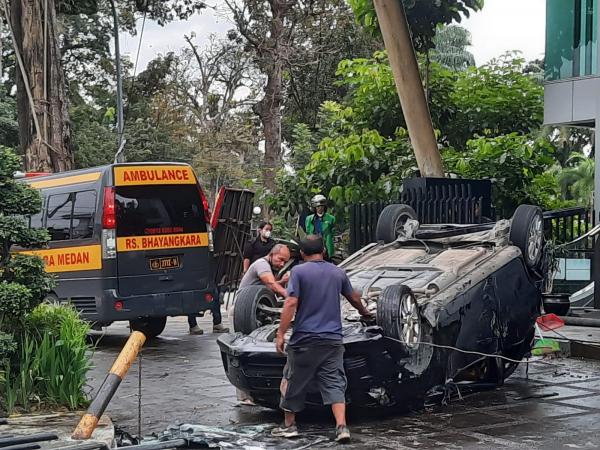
[102,187,117,259]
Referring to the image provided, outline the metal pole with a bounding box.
[110,0,126,163]
[592,232,600,309]
[138,351,142,438]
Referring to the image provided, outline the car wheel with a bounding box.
[509,205,544,270]
[43,293,59,304]
[377,285,421,347]
[233,286,278,335]
[376,204,417,244]
[129,317,167,339]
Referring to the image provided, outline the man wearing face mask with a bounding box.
[305,195,336,260]
[243,221,276,274]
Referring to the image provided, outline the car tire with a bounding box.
[129,316,167,339]
[233,286,277,335]
[376,204,417,244]
[377,285,420,346]
[43,293,59,304]
[509,205,544,270]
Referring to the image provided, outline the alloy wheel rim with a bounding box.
[399,294,421,348]
[394,213,411,238]
[527,215,543,263]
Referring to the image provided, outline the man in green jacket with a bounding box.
[305,194,336,260]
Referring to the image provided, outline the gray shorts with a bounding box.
[279,343,347,413]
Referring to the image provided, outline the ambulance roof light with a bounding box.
[14,171,52,179]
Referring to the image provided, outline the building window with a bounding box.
[546,0,598,81]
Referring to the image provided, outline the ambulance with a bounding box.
[19,163,222,338]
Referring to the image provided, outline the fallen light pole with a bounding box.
[372,0,445,178]
[72,331,147,440]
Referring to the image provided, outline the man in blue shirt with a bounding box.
[272,235,372,443]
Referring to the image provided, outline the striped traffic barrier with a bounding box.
[72,331,146,440]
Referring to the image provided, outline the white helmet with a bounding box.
[311,194,327,208]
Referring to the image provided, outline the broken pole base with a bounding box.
[72,331,146,440]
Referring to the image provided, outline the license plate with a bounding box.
[149,256,181,271]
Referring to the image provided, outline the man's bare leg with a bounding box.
[284,410,296,427]
[331,403,346,427]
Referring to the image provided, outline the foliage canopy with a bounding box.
[347,0,484,51]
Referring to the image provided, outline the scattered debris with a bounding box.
[117,424,335,450]
[515,392,559,401]
[532,339,561,356]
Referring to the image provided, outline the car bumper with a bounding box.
[78,288,216,323]
[217,324,409,409]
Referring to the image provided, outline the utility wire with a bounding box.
[114,8,148,164]
[133,10,147,79]
[383,336,560,367]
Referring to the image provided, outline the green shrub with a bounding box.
[0,146,89,413]
[3,304,92,412]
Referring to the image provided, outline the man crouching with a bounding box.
[272,235,372,443]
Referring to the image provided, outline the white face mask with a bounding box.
[262,230,272,239]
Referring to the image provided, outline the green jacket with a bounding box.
[305,212,336,258]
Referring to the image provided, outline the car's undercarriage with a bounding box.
[218,204,545,410]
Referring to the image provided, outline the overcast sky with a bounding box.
[120,0,546,73]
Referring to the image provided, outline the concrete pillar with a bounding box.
[595,0,600,223]
[372,0,445,178]
[595,124,600,223]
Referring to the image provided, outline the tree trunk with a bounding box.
[11,0,73,173]
[254,65,283,196]
[253,0,287,200]
[373,0,444,178]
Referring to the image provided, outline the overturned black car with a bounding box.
[217,204,545,409]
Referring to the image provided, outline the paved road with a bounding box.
[87,315,600,449]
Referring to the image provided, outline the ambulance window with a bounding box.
[115,185,206,237]
[29,212,43,229]
[46,193,74,241]
[72,191,96,240]
[29,197,45,229]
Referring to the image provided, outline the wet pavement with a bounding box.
[87,315,600,449]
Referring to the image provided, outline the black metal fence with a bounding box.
[543,207,595,249]
[349,179,492,253]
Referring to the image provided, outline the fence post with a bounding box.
[594,235,600,309]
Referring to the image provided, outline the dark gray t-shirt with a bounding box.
[239,258,273,289]
[287,260,353,346]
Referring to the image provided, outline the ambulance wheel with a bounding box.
[43,293,59,304]
[130,316,167,339]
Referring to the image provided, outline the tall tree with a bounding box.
[6,0,206,172]
[8,0,73,172]
[348,0,484,52]
[283,0,379,136]
[225,0,294,196]
[431,25,475,71]
[178,34,262,197]
[347,0,483,177]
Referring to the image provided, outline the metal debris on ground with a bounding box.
[0,432,58,448]
[117,424,335,450]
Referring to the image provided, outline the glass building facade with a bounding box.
[546,0,598,80]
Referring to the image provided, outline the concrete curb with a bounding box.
[0,412,115,449]
[539,324,600,361]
